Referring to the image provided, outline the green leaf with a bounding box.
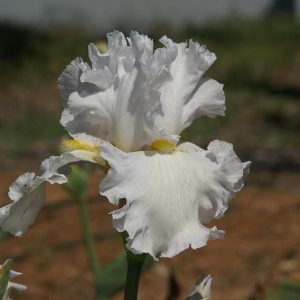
[97,252,154,299]
[97,253,127,299]
[0,259,13,299]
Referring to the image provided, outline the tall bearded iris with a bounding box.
[0,31,250,259]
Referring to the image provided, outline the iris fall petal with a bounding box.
[0,150,98,236]
[100,140,249,259]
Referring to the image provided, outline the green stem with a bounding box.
[77,194,102,299]
[124,249,146,300]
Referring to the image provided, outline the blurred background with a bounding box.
[0,0,300,299]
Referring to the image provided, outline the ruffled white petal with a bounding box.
[128,31,154,64]
[0,173,45,237]
[59,31,176,151]
[41,150,98,184]
[206,140,251,197]
[60,87,114,143]
[181,79,225,131]
[57,57,90,106]
[107,31,127,48]
[8,172,37,202]
[100,140,250,259]
[0,150,98,236]
[152,37,224,136]
[88,43,110,70]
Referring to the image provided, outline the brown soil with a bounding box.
[1,169,300,300]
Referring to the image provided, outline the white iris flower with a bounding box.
[0,31,250,259]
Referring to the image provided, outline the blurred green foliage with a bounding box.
[0,23,94,83]
[267,281,300,300]
[0,112,63,154]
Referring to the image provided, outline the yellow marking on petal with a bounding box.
[149,139,177,153]
[61,138,100,154]
[60,138,108,168]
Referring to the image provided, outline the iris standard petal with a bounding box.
[57,57,91,106]
[153,37,224,136]
[181,78,225,131]
[60,86,115,142]
[58,32,227,149]
[100,141,249,259]
[59,31,176,152]
[128,31,154,64]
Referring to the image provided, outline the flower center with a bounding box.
[149,139,177,153]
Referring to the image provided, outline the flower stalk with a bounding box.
[65,166,102,299]
[121,230,146,300]
[76,192,102,299]
[124,249,146,300]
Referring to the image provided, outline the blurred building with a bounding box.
[0,0,299,32]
